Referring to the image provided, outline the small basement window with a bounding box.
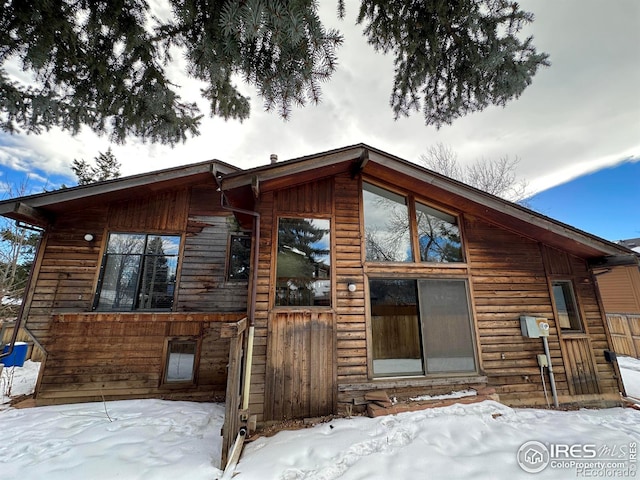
[163,339,198,385]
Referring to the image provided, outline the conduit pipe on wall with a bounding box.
[221,427,247,479]
[542,336,559,408]
[212,165,260,412]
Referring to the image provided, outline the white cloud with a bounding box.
[0,0,638,193]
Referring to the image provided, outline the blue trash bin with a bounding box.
[2,342,28,367]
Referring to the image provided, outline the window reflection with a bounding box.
[363,183,412,262]
[276,218,331,306]
[164,340,197,383]
[552,280,583,331]
[96,233,180,311]
[415,202,463,262]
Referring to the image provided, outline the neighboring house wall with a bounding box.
[596,265,640,315]
[21,185,249,405]
[596,264,640,358]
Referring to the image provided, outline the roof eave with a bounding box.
[0,160,238,220]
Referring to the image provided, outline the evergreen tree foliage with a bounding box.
[356,0,550,127]
[71,148,122,185]
[0,1,548,144]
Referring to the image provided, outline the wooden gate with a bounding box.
[562,335,600,395]
[606,314,640,358]
[265,310,335,421]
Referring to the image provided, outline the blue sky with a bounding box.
[528,158,640,242]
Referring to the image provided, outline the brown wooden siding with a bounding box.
[465,215,570,403]
[177,214,248,312]
[107,189,190,231]
[20,183,251,406]
[275,177,334,214]
[247,191,275,419]
[562,335,600,395]
[249,175,346,421]
[248,173,620,420]
[597,266,640,315]
[334,174,367,386]
[24,206,107,345]
[36,312,244,405]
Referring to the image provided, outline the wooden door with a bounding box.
[562,335,600,395]
[265,310,335,421]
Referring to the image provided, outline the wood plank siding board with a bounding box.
[35,313,245,405]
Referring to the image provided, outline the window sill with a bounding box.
[159,382,198,390]
[338,374,488,392]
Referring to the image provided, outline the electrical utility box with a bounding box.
[520,316,550,338]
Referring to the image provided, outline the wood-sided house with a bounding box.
[1,144,637,427]
[592,239,640,358]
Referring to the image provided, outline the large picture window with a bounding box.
[275,218,331,307]
[370,278,476,377]
[95,233,181,311]
[363,182,463,263]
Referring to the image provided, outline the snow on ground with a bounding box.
[1,359,40,405]
[619,355,640,399]
[2,358,640,479]
[1,399,226,480]
[236,401,640,480]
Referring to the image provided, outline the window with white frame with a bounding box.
[163,338,198,384]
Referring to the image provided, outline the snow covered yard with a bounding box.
[1,358,640,479]
[1,360,40,404]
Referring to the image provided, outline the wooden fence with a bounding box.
[606,314,640,358]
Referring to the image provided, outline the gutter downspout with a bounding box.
[0,227,44,362]
[212,165,259,412]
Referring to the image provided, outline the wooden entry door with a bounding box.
[265,310,335,421]
[562,334,600,395]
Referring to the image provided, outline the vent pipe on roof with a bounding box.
[270,154,278,164]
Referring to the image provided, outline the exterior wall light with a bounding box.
[84,233,94,242]
[347,282,357,293]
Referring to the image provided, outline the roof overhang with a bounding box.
[0,160,239,227]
